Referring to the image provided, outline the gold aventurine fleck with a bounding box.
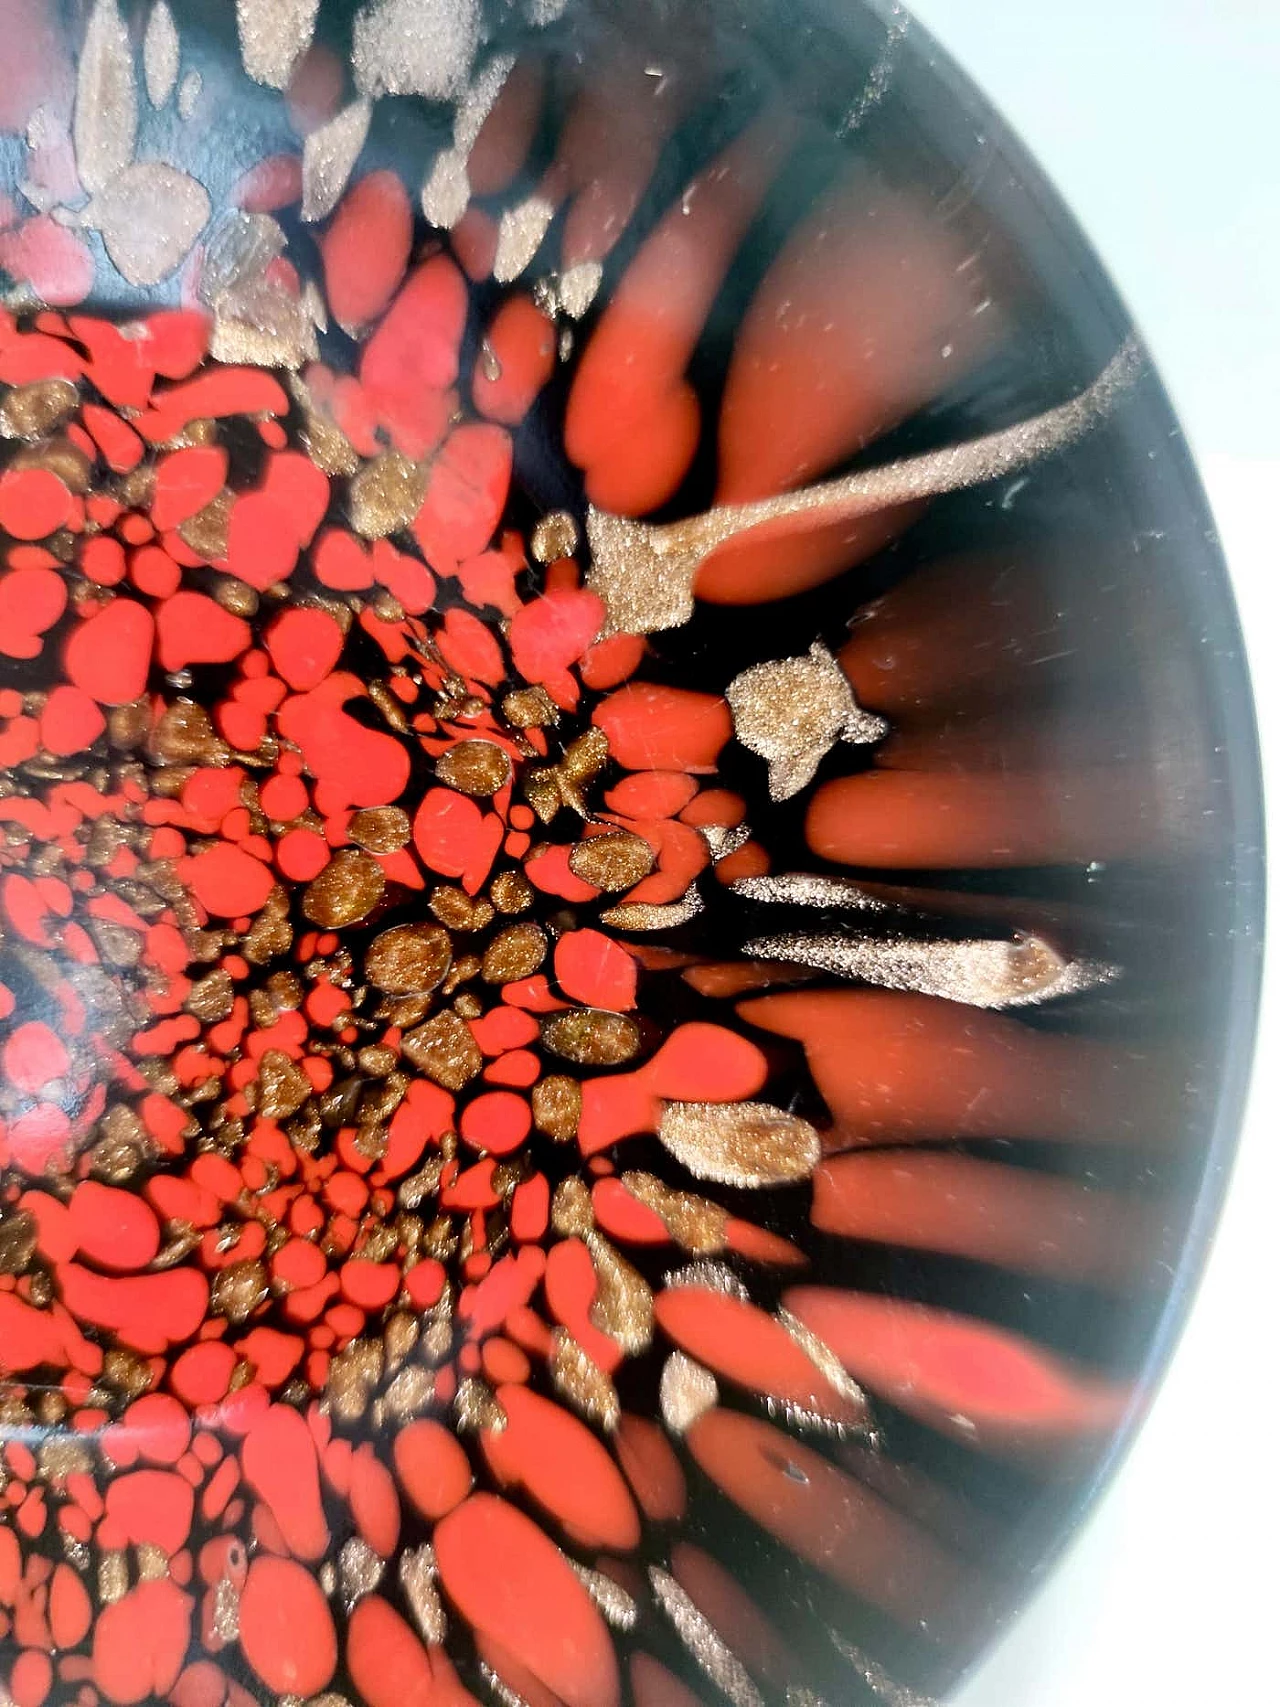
[236,0,319,89]
[302,849,385,928]
[365,923,453,995]
[531,510,579,564]
[531,1074,580,1142]
[436,739,513,797]
[622,1171,728,1254]
[743,929,1116,1008]
[75,0,137,195]
[353,0,480,101]
[584,341,1142,637]
[0,380,79,440]
[727,642,887,801]
[541,1008,641,1068]
[568,830,655,891]
[401,1009,482,1090]
[492,196,556,284]
[349,806,412,852]
[176,69,202,119]
[481,922,546,984]
[650,1567,765,1707]
[143,1,180,107]
[84,164,212,288]
[551,1331,619,1430]
[600,886,704,932]
[660,1352,719,1435]
[302,98,374,223]
[349,451,430,538]
[658,1101,821,1188]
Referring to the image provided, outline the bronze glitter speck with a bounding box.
[290,374,361,476]
[36,1437,92,1483]
[429,886,494,932]
[214,576,260,619]
[352,0,479,102]
[0,1211,38,1276]
[209,267,319,370]
[210,1259,269,1324]
[420,147,470,230]
[385,1365,435,1420]
[97,1551,129,1606]
[454,1376,506,1434]
[775,1307,871,1425]
[571,1562,638,1632]
[254,1049,312,1119]
[339,1536,385,1612]
[502,686,560,729]
[548,1177,591,1239]
[179,489,234,562]
[209,1575,240,1641]
[492,195,557,284]
[184,968,235,1022]
[665,1260,751,1301]
[558,259,604,320]
[829,1634,939,1707]
[176,66,202,118]
[488,869,534,914]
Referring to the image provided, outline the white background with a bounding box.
[899,3,1280,1702]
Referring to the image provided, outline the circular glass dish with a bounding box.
[0,2,1262,1705]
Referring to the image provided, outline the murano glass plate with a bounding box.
[0,3,1262,1705]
